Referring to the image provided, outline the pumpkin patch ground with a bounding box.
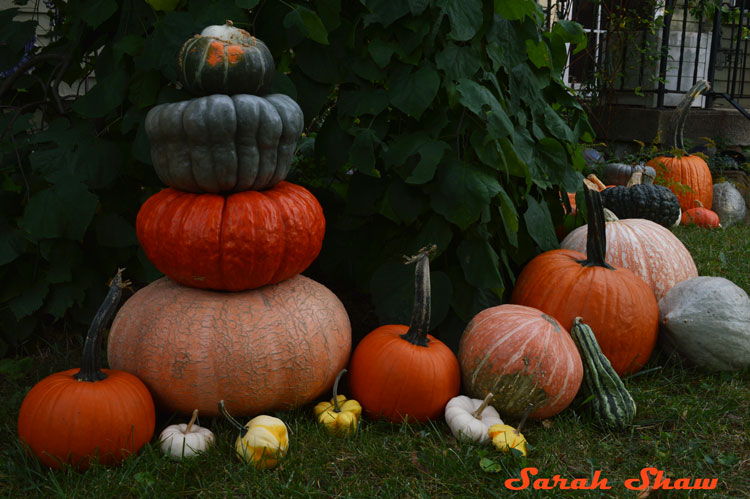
[3,224,750,496]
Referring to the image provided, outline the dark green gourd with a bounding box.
[601,171,681,228]
[570,317,636,429]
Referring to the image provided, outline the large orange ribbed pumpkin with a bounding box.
[136,181,325,291]
[107,275,351,417]
[510,182,659,375]
[458,304,583,420]
[560,213,697,301]
[647,154,713,211]
[348,246,460,423]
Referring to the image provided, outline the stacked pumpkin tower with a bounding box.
[107,22,352,417]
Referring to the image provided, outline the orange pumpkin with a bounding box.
[459,304,583,419]
[510,181,659,375]
[560,211,698,301]
[107,274,351,417]
[681,200,720,229]
[18,270,155,470]
[647,154,713,211]
[348,246,461,423]
[136,181,325,292]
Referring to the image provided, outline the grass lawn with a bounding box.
[1,225,749,498]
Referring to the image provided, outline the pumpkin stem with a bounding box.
[185,409,199,434]
[219,400,248,438]
[585,174,607,192]
[74,268,128,382]
[516,402,534,434]
[666,79,710,150]
[472,392,494,420]
[331,369,347,413]
[577,181,614,271]
[400,245,437,347]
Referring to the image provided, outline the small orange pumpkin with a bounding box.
[18,270,155,470]
[348,246,461,423]
[681,200,720,229]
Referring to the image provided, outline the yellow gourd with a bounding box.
[218,400,289,469]
[313,369,361,436]
[488,424,528,456]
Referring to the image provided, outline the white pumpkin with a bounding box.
[561,215,697,301]
[659,276,750,371]
[444,393,504,443]
[712,182,746,228]
[159,409,215,460]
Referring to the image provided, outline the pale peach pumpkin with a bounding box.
[560,216,697,301]
[107,275,351,417]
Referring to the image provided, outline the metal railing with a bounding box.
[540,0,750,115]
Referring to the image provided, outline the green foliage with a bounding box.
[0,0,592,351]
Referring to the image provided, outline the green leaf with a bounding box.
[457,239,504,290]
[348,129,380,177]
[96,213,138,247]
[19,179,98,242]
[9,279,49,320]
[370,261,452,330]
[542,104,574,143]
[113,35,144,62]
[406,141,450,184]
[368,37,398,68]
[526,39,551,69]
[431,160,502,230]
[435,43,482,81]
[437,0,483,41]
[411,215,453,258]
[480,457,503,473]
[128,70,161,109]
[380,181,424,224]
[388,66,440,119]
[0,222,28,266]
[146,0,186,11]
[494,0,538,21]
[363,0,411,27]
[407,0,430,15]
[523,196,558,251]
[43,283,86,320]
[235,0,260,8]
[40,240,82,284]
[456,80,513,139]
[284,6,329,45]
[496,186,519,247]
[338,88,389,117]
[72,69,129,118]
[82,0,118,28]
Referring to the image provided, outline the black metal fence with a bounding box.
[541,0,750,115]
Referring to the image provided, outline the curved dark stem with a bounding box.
[74,268,127,382]
[219,400,248,438]
[400,245,437,347]
[576,180,614,270]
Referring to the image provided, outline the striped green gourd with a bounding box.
[570,317,636,429]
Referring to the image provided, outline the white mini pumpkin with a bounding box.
[444,393,504,443]
[659,276,750,371]
[159,409,215,460]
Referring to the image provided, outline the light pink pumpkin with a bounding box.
[560,216,697,301]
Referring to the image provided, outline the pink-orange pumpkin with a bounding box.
[458,304,583,420]
[560,214,698,301]
[136,181,325,291]
[107,274,351,417]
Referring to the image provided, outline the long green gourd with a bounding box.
[570,317,636,429]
